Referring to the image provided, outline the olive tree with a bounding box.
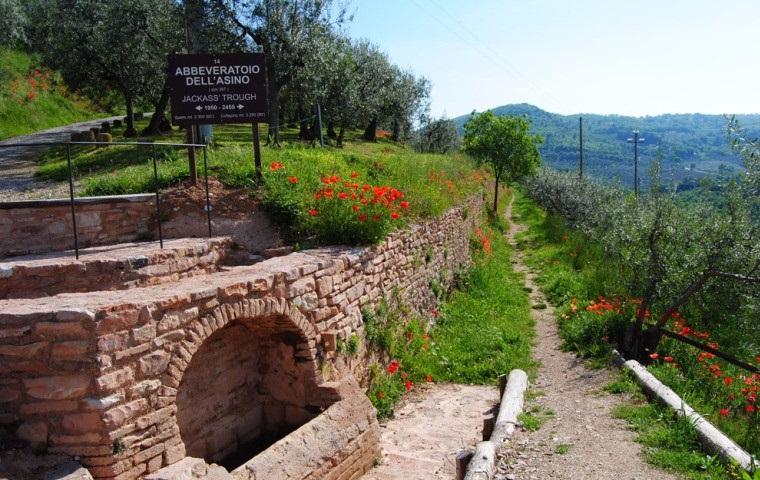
[0,0,27,47]
[463,111,542,211]
[414,116,460,154]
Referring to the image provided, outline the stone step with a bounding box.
[0,237,262,299]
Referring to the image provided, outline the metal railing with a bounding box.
[0,141,213,259]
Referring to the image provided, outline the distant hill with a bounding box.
[453,104,760,187]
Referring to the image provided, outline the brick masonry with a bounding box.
[0,195,156,258]
[0,193,483,479]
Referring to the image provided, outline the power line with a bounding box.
[411,0,570,112]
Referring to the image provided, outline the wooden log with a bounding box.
[622,357,760,472]
[463,441,495,480]
[491,369,528,443]
[455,449,474,480]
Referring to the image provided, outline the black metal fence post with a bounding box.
[65,143,79,259]
[202,146,212,237]
[151,144,164,248]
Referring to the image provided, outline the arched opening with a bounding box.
[175,314,319,470]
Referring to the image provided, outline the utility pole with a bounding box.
[627,130,645,195]
[579,117,584,179]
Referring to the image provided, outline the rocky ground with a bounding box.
[362,383,498,480]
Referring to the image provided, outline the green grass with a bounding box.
[608,371,740,479]
[365,191,537,417]
[36,119,487,245]
[0,48,107,140]
[518,406,555,432]
[514,189,760,477]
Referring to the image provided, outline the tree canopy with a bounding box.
[463,110,542,210]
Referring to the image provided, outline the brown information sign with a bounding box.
[168,53,268,125]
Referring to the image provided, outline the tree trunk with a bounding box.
[142,79,171,136]
[327,122,336,140]
[298,106,310,139]
[493,174,500,212]
[391,119,400,142]
[124,95,137,137]
[337,126,345,148]
[363,117,377,141]
[266,79,281,147]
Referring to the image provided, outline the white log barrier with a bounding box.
[491,369,529,443]
[619,354,759,472]
[462,369,529,480]
[463,441,495,480]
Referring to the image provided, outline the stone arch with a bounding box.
[164,296,324,469]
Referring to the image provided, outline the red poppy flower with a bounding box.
[338,192,349,200]
[746,405,756,414]
[400,201,410,209]
[288,176,298,184]
[404,380,413,392]
[352,204,360,212]
[308,209,318,216]
[724,377,733,386]
[719,408,730,416]
[387,360,399,374]
[358,213,368,222]
[270,162,284,171]
[324,189,334,198]
[350,172,359,178]
[649,353,660,360]
[663,356,674,363]
[391,212,400,220]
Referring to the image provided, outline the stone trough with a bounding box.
[0,194,483,479]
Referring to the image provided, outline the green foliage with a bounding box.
[43,120,486,246]
[522,167,759,360]
[454,103,760,188]
[0,0,26,47]
[464,110,542,211]
[414,116,460,154]
[463,111,542,184]
[514,190,760,468]
[518,406,555,432]
[611,394,737,479]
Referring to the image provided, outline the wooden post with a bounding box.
[482,416,495,441]
[252,122,262,181]
[316,103,324,147]
[455,449,474,480]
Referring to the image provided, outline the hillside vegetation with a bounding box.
[37,120,487,246]
[0,48,106,140]
[455,103,760,188]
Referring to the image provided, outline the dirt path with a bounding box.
[494,198,678,480]
[0,115,128,201]
[362,384,498,480]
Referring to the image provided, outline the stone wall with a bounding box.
[0,193,483,479]
[0,195,156,258]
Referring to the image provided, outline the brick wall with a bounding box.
[0,195,156,258]
[0,193,483,479]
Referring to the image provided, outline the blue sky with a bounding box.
[345,1,760,118]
